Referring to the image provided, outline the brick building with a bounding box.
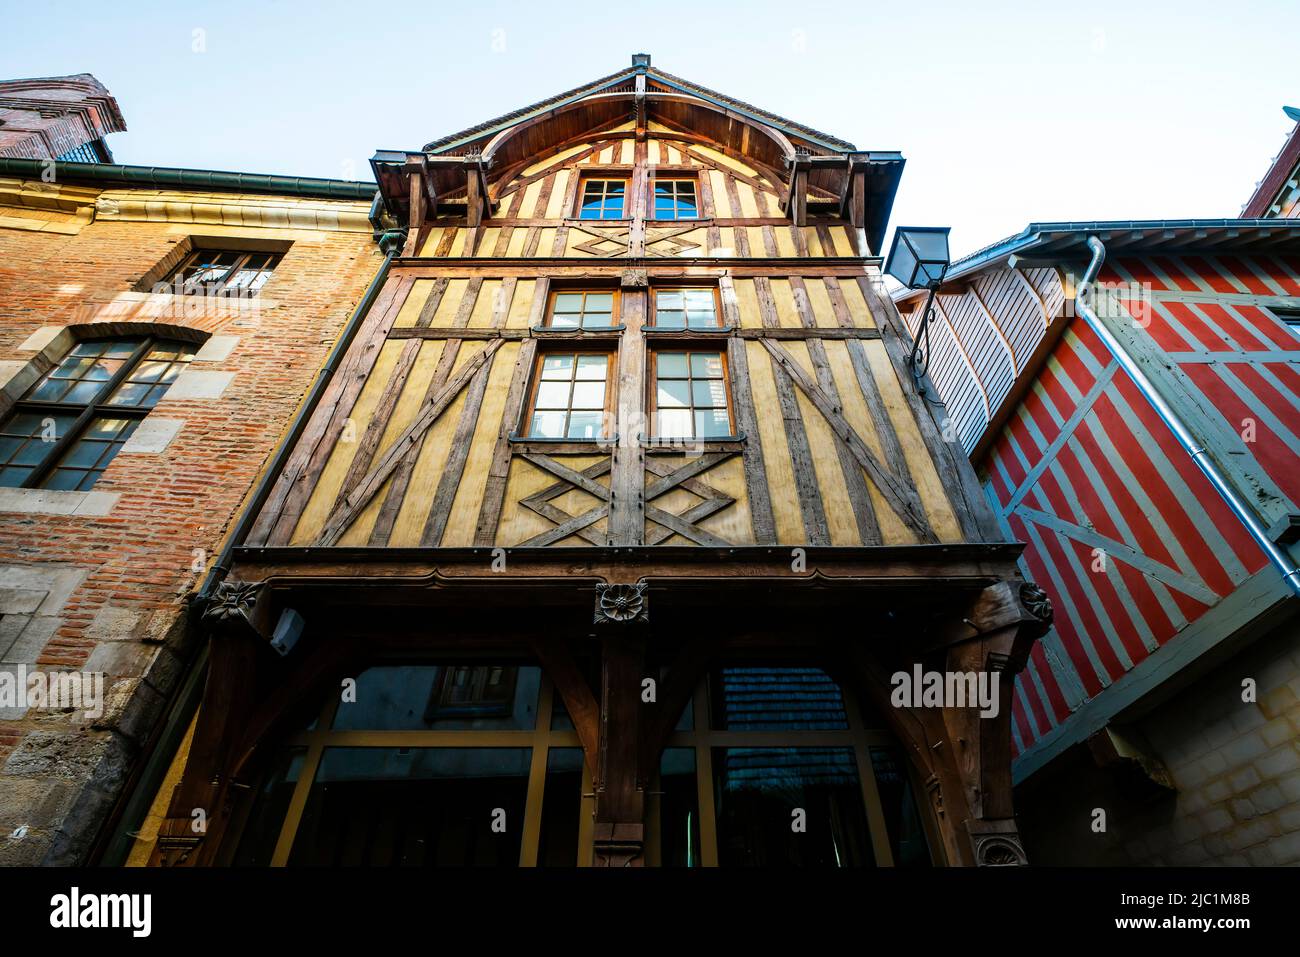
[891,107,1300,865]
[0,75,125,163]
[0,156,385,864]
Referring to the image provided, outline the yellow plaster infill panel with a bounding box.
[647,141,662,165]
[707,171,732,217]
[732,278,764,330]
[545,170,571,219]
[744,340,804,544]
[803,279,838,330]
[519,179,545,219]
[505,226,529,258]
[686,453,754,545]
[428,278,469,325]
[440,341,520,546]
[392,280,437,328]
[768,280,804,329]
[829,228,856,256]
[840,278,876,328]
[505,279,537,329]
[476,227,501,257]
[862,340,963,543]
[466,279,507,328]
[386,341,489,546]
[290,339,405,544]
[419,226,445,256]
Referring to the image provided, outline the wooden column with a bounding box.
[593,631,647,866]
[607,270,648,545]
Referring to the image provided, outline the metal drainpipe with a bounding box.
[96,224,405,865]
[1074,234,1300,595]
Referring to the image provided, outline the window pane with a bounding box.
[870,747,932,867]
[549,313,581,329]
[583,313,612,328]
[540,355,574,379]
[709,666,850,730]
[658,290,686,309]
[537,748,584,867]
[553,293,584,313]
[656,408,691,438]
[566,411,604,439]
[691,353,724,378]
[684,289,715,308]
[37,417,139,492]
[695,408,731,437]
[585,293,613,312]
[692,379,728,408]
[232,747,306,867]
[656,379,690,408]
[534,381,572,409]
[713,747,874,867]
[656,353,688,377]
[332,665,541,731]
[574,355,608,380]
[658,748,700,867]
[570,380,605,409]
[530,411,566,438]
[288,747,532,867]
[687,310,717,329]
[655,311,686,329]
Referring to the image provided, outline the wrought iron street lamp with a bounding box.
[884,226,951,396]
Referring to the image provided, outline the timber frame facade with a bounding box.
[147,56,1052,868]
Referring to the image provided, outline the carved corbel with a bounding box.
[201,579,271,640]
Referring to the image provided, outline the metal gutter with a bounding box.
[1074,234,1300,595]
[0,157,378,201]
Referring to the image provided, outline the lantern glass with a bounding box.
[884,226,952,290]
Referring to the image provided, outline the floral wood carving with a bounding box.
[594,582,648,624]
[202,579,265,635]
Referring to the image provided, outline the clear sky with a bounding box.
[4,0,1297,258]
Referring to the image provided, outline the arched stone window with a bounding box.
[0,335,197,490]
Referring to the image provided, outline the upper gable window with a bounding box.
[651,178,698,220]
[577,178,627,220]
[0,336,197,490]
[169,249,282,294]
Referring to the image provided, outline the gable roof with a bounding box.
[421,56,858,156]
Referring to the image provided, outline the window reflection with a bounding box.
[289,747,532,867]
[709,666,849,730]
[331,665,541,731]
[713,746,873,867]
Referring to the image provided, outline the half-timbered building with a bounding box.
[894,218,1300,865]
[140,55,1052,868]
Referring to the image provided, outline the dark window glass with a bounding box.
[331,665,541,731]
[709,666,850,730]
[232,747,306,866]
[288,747,531,866]
[659,748,700,867]
[870,747,932,867]
[170,248,281,294]
[537,748,584,866]
[712,746,873,867]
[651,179,698,220]
[0,337,196,491]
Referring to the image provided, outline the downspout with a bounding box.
[96,215,406,864]
[1074,234,1300,595]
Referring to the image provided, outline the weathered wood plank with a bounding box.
[719,275,776,544]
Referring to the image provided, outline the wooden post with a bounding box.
[607,270,648,545]
[593,632,646,866]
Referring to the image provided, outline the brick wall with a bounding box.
[0,190,379,864]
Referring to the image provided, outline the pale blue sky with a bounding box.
[4,0,1297,257]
